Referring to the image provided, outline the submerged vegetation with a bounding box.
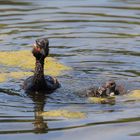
[88,96,116,104]
[40,110,86,119]
[0,50,71,82]
[88,90,140,104]
[127,90,140,100]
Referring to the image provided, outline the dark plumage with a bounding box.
[86,80,126,97]
[23,38,60,92]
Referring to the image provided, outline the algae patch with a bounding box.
[40,110,86,119]
[128,90,140,99]
[0,74,6,83]
[0,71,33,83]
[0,50,71,82]
[88,96,115,104]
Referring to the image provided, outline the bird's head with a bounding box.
[105,80,116,96]
[32,38,49,60]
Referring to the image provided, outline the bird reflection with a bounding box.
[28,91,51,134]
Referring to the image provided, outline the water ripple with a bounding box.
[0,0,140,139]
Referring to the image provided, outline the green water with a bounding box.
[0,0,140,139]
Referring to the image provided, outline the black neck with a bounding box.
[33,58,46,87]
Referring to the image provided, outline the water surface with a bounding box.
[0,0,140,140]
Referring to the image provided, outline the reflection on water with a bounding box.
[0,0,140,139]
[28,92,48,134]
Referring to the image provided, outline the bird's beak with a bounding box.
[33,43,36,47]
[33,43,41,52]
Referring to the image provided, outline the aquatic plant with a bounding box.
[0,50,71,82]
[40,110,86,119]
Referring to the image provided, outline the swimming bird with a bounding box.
[86,80,126,97]
[23,38,60,92]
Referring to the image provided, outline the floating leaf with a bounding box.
[40,110,86,119]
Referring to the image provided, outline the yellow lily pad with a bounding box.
[40,110,86,119]
[0,50,71,82]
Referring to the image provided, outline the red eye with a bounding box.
[35,47,41,52]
